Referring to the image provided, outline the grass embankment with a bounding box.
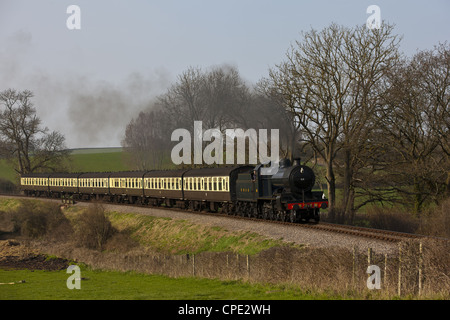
[102,210,289,255]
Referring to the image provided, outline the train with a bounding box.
[20,158,328,223]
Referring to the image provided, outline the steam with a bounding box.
[0,30,172,148]
[66,71,170,147]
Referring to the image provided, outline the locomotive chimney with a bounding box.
[293,158,301,166]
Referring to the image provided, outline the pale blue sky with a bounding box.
[0,0,449,147]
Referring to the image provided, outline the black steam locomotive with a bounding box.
[20,159,327,223]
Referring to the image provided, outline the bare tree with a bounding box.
[122,108,172,170]
[255,81,302,161]
[376,44,450,212]
[266,23,401,221]
[415,43,450,197]
[0,89,69,174]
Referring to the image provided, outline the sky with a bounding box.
[0,0,449,148]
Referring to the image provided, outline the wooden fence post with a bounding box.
[246,255,250,280]
[418,242,423,296]
[367,247,372,289]
[398,243,402,296]
[352,246,356,289]
[384,253,388,291]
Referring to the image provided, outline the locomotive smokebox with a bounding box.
[271,160,316,193]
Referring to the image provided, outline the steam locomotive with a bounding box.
[20,159,328,223]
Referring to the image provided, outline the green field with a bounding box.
[68,151,130,172]
[0,148,132,184]
[0,268,333,300]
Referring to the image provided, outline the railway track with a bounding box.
[1,193,446,244]
[186,209,433,243]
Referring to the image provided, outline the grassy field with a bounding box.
[0,148,132,184]
[67,151,130,172]
[0,268,335,300]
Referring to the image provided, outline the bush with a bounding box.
[361,205,419,233]
[74,203,116,251]
[0,178,17,194]
[9,200,73,240]
[417,198,450,238]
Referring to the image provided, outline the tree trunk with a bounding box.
[326,160,336,220]
[341,148,353,223]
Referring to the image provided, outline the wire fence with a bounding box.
[45,238,449,298]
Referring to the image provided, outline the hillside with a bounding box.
[0,148,132,185]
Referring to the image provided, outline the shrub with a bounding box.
[362,205,419,233]
[73,203,116,251]
[8,200,72,240]
[0,178,17,194]
[417,198,450,238]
